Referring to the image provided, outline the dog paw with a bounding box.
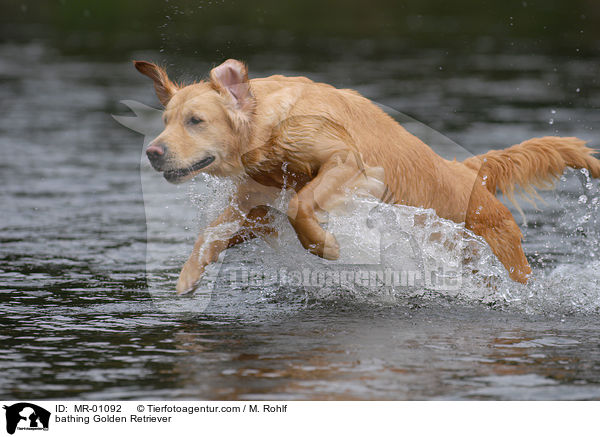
[508,265,532,284]
[176,261,205,295]
[306,232,340,260]
[322,232,340,260]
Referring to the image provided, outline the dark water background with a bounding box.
[1,0,600,400]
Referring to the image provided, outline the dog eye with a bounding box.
[188,116,204,125]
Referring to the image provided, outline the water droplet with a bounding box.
[576,88,581,93]
[578,195,588,204]
[549,118,554,125]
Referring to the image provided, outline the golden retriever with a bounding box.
[134,59,600,294]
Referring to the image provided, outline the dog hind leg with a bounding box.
[465,189,532,283]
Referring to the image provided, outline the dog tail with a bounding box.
[463,136,600,221]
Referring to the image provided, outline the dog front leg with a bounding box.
[287,156,364,260]
[176,204,276,295]
[176,206,240,295]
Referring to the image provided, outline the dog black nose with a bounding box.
[146,142,168,168]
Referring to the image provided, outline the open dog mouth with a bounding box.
[163,156,216,182]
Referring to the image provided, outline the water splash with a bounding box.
[174,169,600,316]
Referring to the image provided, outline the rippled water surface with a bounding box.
[2,12,600,400]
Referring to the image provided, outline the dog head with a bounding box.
[134,59,255,182]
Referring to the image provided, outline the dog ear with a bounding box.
[133,60,178,106]
[210,59,253,112]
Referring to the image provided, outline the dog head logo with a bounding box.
[3,403,50,435]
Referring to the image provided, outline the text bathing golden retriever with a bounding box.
[134,59,600,294]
